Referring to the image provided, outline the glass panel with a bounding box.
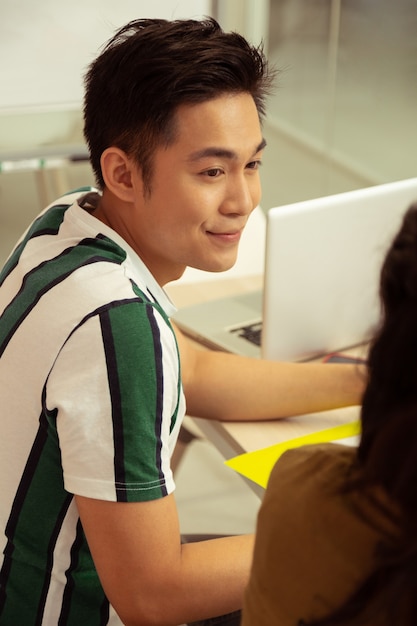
[262,0,417,208]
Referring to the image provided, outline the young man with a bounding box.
[0,18,364,626]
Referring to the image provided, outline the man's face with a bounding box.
[131,92,265,285]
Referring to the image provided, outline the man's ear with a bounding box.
[100,147,143,202]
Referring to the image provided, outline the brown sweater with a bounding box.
[242,444,399,626]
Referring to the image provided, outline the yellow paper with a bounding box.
[225,421,361,489]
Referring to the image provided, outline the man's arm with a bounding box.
[174,324,366,421]
[76,493,253,626]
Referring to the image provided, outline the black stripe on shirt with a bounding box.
[99,309,127,501]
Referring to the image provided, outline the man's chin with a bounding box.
[186,254,238,275]
[206,260,237,274]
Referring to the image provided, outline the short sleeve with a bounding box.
[46,298,184,502]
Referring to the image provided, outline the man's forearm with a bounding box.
[183,350,366,421]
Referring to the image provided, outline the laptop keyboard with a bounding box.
[230,322,263,346]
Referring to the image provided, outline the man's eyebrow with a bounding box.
[187,138,267,162]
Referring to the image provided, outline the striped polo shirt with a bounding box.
[0,189,185,624]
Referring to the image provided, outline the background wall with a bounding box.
[260,0,417,210]
[1,0,208,113]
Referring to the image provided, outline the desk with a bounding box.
[166,276,364,495]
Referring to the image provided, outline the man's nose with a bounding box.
[220,175,259,216]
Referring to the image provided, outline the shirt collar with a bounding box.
[73,195,177,317]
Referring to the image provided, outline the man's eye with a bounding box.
[247,160,262,170]
[204,168,223,177]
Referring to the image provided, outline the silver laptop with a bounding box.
[173,178,417,361]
